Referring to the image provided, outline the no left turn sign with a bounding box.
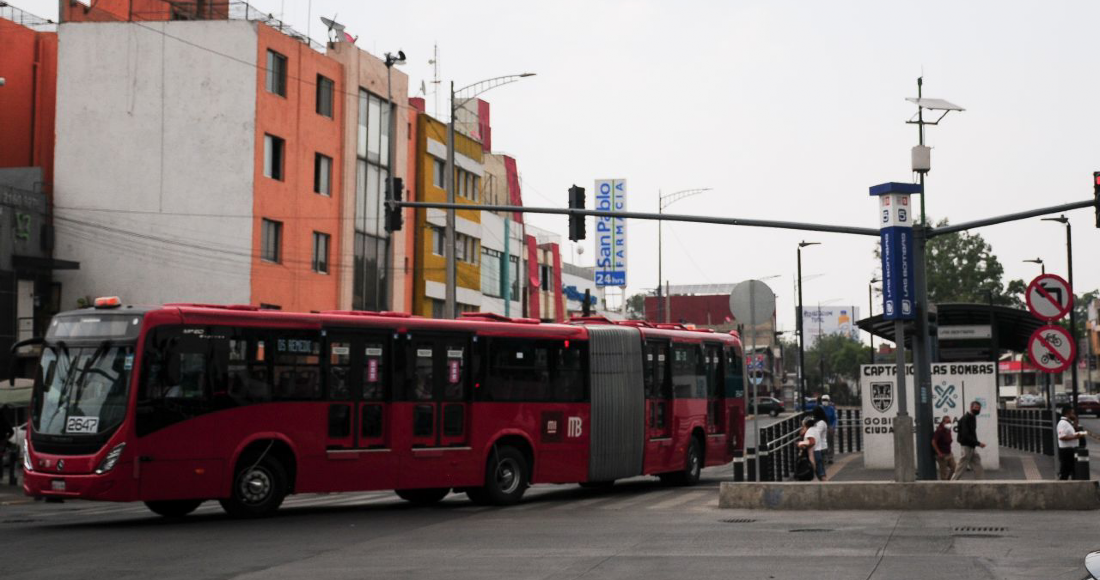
[1027,325,1076,374]
[1025,274,1073,321]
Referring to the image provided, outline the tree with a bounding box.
[804,334,870,405]
[625,293,648,320]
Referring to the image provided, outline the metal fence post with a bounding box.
[733,448,744,482]
[746,446,757,482]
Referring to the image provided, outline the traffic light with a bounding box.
[1094,172,1100,228]
[568,185,585,241]
[385,177,404,232]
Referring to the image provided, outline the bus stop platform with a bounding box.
[721,448,1100,510]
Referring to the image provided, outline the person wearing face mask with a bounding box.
[932,415,956,481]
[951,401,987,481]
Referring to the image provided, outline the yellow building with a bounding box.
[412,113,484,317]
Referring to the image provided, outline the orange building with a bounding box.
[0,5,57,191]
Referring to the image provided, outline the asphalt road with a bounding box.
[2,463,1098,580]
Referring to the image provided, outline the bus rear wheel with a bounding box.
[219,455,287,518]
[659,437,703,486]
[145,500,203,518]
[467,446,529,506]
[395,488,450,505]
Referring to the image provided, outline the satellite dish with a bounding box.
[320,16,344,34]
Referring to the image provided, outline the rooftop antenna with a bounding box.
[428,42,441,117]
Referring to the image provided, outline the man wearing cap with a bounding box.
[951,401,986,480]
[820,395,837,464]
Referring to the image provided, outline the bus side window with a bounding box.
[726,347,744,399]
[483,339,549,401]
[272,334,322,400]
[225,331,271,405]
[550,341,584,402]
[672,345,699,398]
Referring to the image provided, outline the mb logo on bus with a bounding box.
[567,417,583,438]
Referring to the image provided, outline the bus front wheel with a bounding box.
[145,499,203,518]
[467,446,528,506]
[395,488,450,505]
[220,455,288,518]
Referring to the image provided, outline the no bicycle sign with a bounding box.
[1027,325,1076,374]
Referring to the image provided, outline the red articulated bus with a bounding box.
[17,299,745,517]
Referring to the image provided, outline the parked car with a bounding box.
[1077,395,1100,417]
[1017,394,1046,408]
[752,397,786,417]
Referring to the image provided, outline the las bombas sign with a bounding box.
[860,363,999,470]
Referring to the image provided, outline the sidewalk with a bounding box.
[826,447,1088,481]
[0,469,28,506]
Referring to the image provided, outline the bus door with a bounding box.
[400,333,472,487]
[704,343,727,463]
[643,339,674,473]
[324,330,396,490]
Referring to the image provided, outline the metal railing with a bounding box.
[1,3,56,31]
[126,1,324,51]
[998,408,1055,456]
[733,408,863,482]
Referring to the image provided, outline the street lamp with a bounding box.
[1042,215,1078,412]
[1023,258,1045,275]
[796,241,820,408]
[657,188,711,323]
[381,50,406,312]
[868,278,880,365]
[445,73,535,318]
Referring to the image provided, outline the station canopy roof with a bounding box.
[857,303,1046,361]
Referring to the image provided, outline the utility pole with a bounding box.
[384,51,405,312]
[796,241,819,408]
[907,77,963,481]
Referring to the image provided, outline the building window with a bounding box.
[314,153,332,195]
[354,89,393,312]
[481,248,502,298]
[316,75,334,117]
[431,226,444,256]
[454,233,478,264]
[312,232,330,273]
[261,219,282,263]
[540,265,552,291]
[264,134,285,181]
[433,159,445,189]
[509,255,521,299]
[265,50,287,97]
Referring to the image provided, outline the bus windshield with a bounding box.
[32,342,133,436]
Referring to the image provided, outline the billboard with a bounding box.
[594,179,627,287]
[802,306,860,345]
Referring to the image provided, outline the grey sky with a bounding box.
[20,0,1100,334]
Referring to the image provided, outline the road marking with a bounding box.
[548,494,617,511]
[1020,455,1042,481]
[647,490,709,510]
[285,492,389,507]
[601,490,675,510]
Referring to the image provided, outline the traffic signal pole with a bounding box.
[397,194,1096,481]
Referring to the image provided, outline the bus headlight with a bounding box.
[94,443,126,474]
[22,438,32,472]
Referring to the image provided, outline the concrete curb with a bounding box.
[719,480,1100,510]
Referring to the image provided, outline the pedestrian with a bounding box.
[932,415,956,480]
[807,405,829,481]
[820,395,837,464]
[795,418,818,481]
[1057,407,1086,480]
[951,401,986,480]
